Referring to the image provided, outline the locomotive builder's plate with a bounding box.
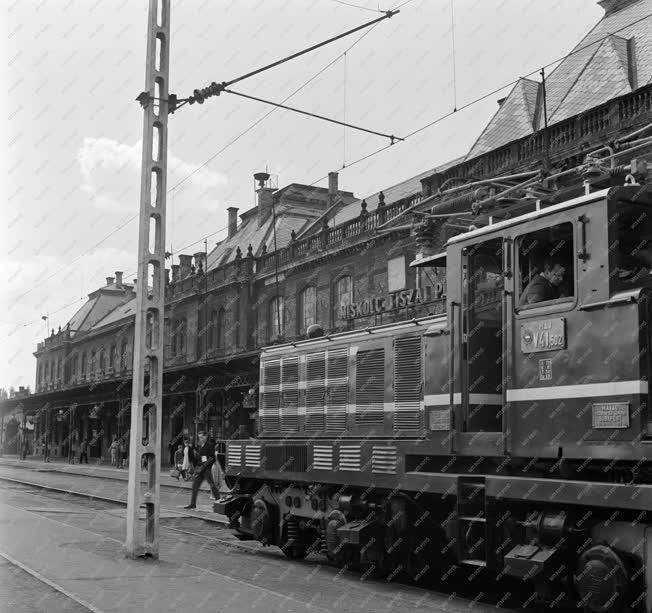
[592,402,630,429]
[520,318,566,353]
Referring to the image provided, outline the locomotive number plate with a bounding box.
[592,402,630,429]
[521,318,566,353]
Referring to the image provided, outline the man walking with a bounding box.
[79,438,89,464]
[184,431,220,509]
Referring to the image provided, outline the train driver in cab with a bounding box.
[518,258,566,306]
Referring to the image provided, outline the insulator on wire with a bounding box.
[191,81,223,105]
[193,89,205,104]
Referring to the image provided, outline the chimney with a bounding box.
[227,206,239,238]
[254,172,274,227]
[171,264,180,282]
[178,254,192,278]
[115,271,123,288]
[328,171,338,205]
[106,276,115,286]
[193,252,206,274]
[598,0,636,15]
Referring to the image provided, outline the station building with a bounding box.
[2,0,651,465]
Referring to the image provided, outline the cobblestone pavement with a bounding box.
[0,470,517,613]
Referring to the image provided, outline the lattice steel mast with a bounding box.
[125,0,170,559]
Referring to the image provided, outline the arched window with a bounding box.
[217,308,226,349]
[299,286,316,333]
[269,296,284,340]
[335,275,353,322]
[56,358,61,381]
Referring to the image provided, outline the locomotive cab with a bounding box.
[442,185,652,463]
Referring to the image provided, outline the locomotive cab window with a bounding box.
[517,222,574,309]
[609,201,652,292]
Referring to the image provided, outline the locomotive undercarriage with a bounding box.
[217,468,651,612]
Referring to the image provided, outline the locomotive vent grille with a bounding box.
[280,357,299,433]
[338,444,361,471]
[227,444,242,467]
[355,348,385,427]
[264,445,307,472]
[312,445,333,471]
[245,444,261,469]
[372,445,397,474]
[326,349,348,432]
[394,336,422,431]
[261,359,281,431]
[305,352,326,432]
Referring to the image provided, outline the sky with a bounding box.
[1,0,605,390]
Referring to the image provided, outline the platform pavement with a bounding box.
[0,454,220,491]
[0,498,328,613]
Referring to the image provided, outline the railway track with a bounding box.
[0,474,529,612]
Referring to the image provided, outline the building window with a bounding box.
[172,317,186,356]
[109,345,115,372]
[120,340,128,371]
[217,308,226,349]
[99,349,105,374]
[299,286,316,333]
[196,308,205,358]
[335,275,353,321]
[387,256,406,292]
[90,350,96,375]
[269,296,284,339]
[49,360,53,381]
[208,309,217,349]
[56,358,61,381]
[81,352,87,376]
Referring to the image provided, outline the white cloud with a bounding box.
[77,136,228,212]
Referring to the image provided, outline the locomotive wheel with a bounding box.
[250,499,273,544]
[280,518,308,560]
[325,510,349,566]
[573,545,629,613]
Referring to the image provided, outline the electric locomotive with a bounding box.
[217,184,652,612]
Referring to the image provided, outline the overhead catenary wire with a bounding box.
[224,88,403,143]
[329,0,384,13]
[450,0,457,111]
[186,9,399,104]
[308,12,652,185]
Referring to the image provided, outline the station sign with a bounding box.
[339,284,444,320]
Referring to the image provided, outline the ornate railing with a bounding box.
[436,84,651,187]
[257,192,422,273]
